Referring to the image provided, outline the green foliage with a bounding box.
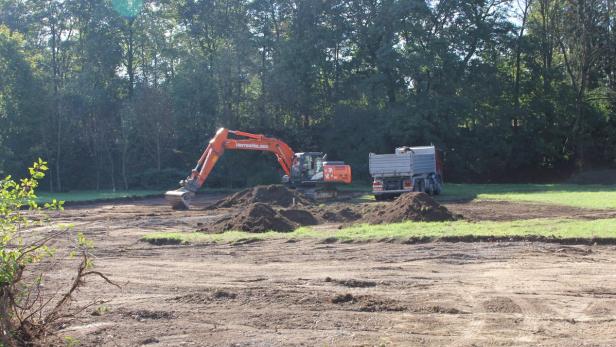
[128,168,188,190]
[1,0,616,190]
[63,335,80,347]
[0,159,62,288]
[0,160,107,345]
[0,25,45,177]
[111,0,143,18]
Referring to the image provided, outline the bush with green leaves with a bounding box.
[0,160,115,346]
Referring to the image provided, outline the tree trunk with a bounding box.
[513,0,532,129]
[55,110,62,192]
[156,127,162,187]
[51,20,63,192]
[96,151,101,191]
[106,145,116,192]
[121,142,129,191]
[127,18,135,97]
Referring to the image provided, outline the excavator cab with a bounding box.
[289,152,326,185]
[286,152,351,199]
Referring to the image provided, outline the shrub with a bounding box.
[0,159,116,346]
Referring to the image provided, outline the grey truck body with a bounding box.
[369,146,442,199]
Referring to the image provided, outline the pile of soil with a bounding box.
[279,209,319,226]
[203,185,331,233]
[483,297,522,313]
[203,187,457,233]
[203,203,298,233]
[209,185,313,209]
[365,192,458,223]
[320,206,362,223]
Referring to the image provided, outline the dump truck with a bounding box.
[369,146,442,200]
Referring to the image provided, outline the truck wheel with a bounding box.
[426,179,435,195]
[415,179,425,193]
[433,182,442,195]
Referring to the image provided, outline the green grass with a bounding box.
[36,183,616,209]
[440,183,616,209]
[355,183,616,209]
[141,218,616,245]
[36,190,163,203]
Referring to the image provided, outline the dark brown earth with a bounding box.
[203,186,458,232]
[31,193,616,346]
[208,184,312,209]
[202,186,323,232]
[363,192,458,223]
[202,203,298,233]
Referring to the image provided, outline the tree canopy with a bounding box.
[1,0,615,190]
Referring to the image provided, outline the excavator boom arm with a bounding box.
[165,128,295,209]
[191,128,294,186]
[224,139,293,176]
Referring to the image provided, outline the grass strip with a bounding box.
[441,184,616,209]
[141,218,616,245]
[36,184,616,209]
[36,190,164,203]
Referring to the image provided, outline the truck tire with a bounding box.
[426,179,434,195]
[414,179,425,193]
[433,181,442,195]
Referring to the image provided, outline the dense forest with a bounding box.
[1,0,615,191]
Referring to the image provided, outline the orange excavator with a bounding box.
[165,128,352,209]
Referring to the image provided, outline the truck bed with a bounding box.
[369,146,437,178]
[369,153,412,177]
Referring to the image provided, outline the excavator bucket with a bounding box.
[164,187,195,210]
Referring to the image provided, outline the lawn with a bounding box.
[440,183,616,209]
[35,183,616,209]
[141,217,616,245]
[36,190,163,203]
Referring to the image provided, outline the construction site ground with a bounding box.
[43,193,616,346]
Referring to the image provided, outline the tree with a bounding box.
[1,0,616,187]
[0,26,45,177]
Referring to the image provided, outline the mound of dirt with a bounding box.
[209,185,312,209]
[483,297,522,314]
[320,206,362,222]
[205,203,298,233]
[411,305,464,314]
[279,209,319,225]
[365,192,458,223]
[334,279,377,288]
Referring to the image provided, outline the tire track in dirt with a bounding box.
[34,195,616,346]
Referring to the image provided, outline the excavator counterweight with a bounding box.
[165,128,352,209]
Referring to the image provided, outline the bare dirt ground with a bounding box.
[40,195,616,346]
